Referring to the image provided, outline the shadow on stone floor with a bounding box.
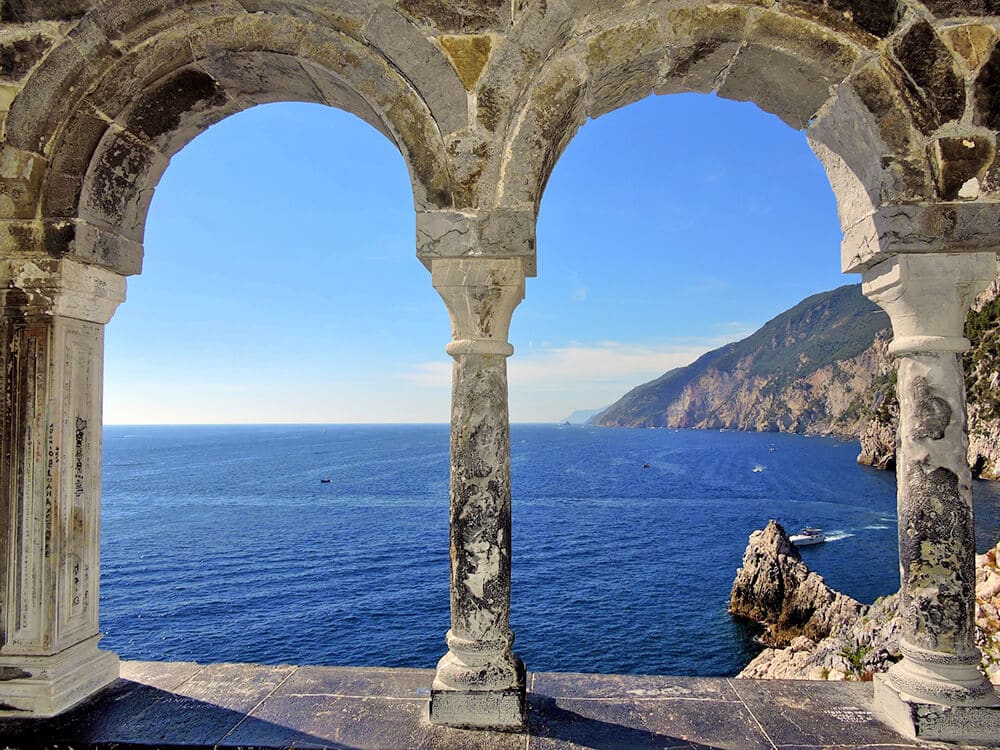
[0,679,353,750]
[527,695,730,750]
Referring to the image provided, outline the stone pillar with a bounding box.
[0,258,125,717]
[428,257,526,729]
[862,252,1000,743]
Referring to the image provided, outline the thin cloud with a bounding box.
[398,335,750,390]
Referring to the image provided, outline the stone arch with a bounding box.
[7,3,468,275]
[490,1,998,273]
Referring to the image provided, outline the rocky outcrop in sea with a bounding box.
[731,522,1000,683]
[729,520,864,648]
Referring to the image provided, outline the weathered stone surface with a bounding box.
[5,40,87,155]
[78,126,168,242]
[584,18,664,117]
[416,209,536,273]
[943,23,996,73]
[84,34,196,121]
[890,20,965,136]
[793,0,905,38]
[0,0,88,22]
[71,220,144,275]
[847,63,933,201]
[396,0,509,33]
[657,6,747,95]
[929,136,995,201]
[729,520,865,648]
[300,59,391,138]
[975,44,1000,131]
[922,0,1000,17]
[47,102,109,178]
[364,5,469,135]
[0,257,124,717]
[123,67,229,146]
[430,258,526,728]
[863,253,1000,726]
[439,34,492,91]
[495,58,586,208]
[0,144,45,219]
[0,33,50,82]
[720,12,860,128]
[842,203,1000,272]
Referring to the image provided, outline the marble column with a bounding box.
[428,257,526,729]
[0,258,125,717]
[863,252,1000,743]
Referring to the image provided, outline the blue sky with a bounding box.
[103,93,847,424]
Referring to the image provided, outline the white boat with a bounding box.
[790,527,826,546]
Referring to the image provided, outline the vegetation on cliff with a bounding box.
[593,282,1000,478]
[595,284,893,435]
[732,522,1000,684]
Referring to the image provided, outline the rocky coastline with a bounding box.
[730,521,1000,684]
[593,282,1000,479]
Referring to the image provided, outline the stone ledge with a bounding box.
[0,660,996,749]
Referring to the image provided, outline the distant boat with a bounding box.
[643,463,651,469]
[320,479,332,484]
[752,465,764,473]
[790,527,826,546]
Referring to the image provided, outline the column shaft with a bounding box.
[891,351,990,702]
[863,252,1000,743]
[0,258,124,717]
[429,258,526,729]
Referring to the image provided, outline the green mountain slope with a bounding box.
[594,280,1000,478]
[595,285,892,433]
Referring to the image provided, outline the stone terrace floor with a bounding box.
[0,661,994,749]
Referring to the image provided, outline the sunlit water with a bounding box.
[100,424,1000,676]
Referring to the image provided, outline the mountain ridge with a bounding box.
[593,282,1000,478]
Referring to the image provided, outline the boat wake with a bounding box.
[823,531,853,542]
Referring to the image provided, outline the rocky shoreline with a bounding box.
[730,521,1000,684]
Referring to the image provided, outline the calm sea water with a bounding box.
[100,424,1000,677]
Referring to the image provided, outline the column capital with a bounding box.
[431,257,525,358]
[862,252,997,355]
[0,258,126,325]
[416,209,537,277]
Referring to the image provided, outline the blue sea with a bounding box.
[99,425,1000,677]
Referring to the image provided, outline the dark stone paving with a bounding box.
[0,661,992,749]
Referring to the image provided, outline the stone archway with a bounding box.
[0,0,466,719]
[429,0,1000,738]
[2,0,1000,742]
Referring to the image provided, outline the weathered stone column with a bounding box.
[863,252,1000,743]
[0,258,125,717]
[428,257,526,729]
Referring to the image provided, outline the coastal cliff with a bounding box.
[595,285,891,436]
[731,522,1000,683]
[593,282,1000,478]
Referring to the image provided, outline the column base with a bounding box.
[874,674,1000,745]
[0,636,120,718]
[429,657,526,729]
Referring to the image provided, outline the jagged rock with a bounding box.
[735,532,1000,684]
[857,416,896,470]
[977,542,1000,684]
[729,520,865,648]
